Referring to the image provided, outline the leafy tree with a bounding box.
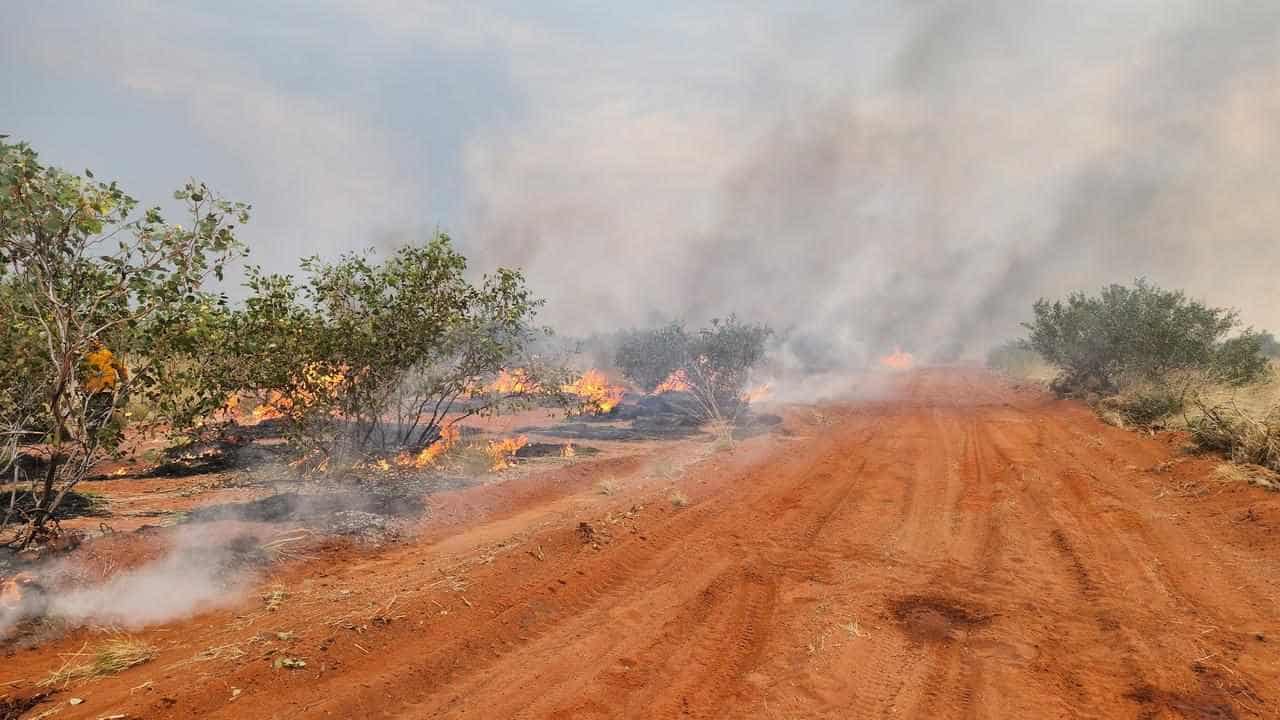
[0,138,247,546]
[616,316,772,426]
[1024,279,1269,397]
[615,322,689,392]
[230,235,566,472]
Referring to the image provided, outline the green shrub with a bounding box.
[615,316,771,424]
[1024,279,1270,397]
[615,322,689,393]
[226,235,567,472]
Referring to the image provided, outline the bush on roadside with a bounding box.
[1024,279,1270,401]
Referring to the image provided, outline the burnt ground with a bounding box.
[3,369,1280,719]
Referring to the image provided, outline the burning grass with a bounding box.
[486,436,529,471]
[38,637,156,687]
[563,369,625,415]
[879,348,915,371]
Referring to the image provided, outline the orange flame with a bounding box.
[396,425,460,469]
[490,368,540,395]
[652,369,692,394]
[742,383,772,404]
[82,345,123,393]
[561,442,576,459]
[486,435,529,471]
[563,369,625,414]
[879,348,915,370]
[0,573,37,610]
[248,363,351,423]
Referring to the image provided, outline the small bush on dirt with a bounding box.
[39,637,156,687]
[1024,279,1270,398]
[616,316,772,426]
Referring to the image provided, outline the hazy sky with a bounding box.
[4,1,1278,362]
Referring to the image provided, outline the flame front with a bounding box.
[396,425,460,469]
[653,369,692,394]
[564,369,625,414]
[486,435,529,471]
[490,368,540,395]
[879,348,915,370]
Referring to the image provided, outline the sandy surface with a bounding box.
[3,368,1279,719]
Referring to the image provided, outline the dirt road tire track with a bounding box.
[8,369,1278,719]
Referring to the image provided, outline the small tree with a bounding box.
[616,316,772,428]
[230,235,567,472]
[615,322,689,392]
[1024,279,1269,397]
[0,138,247,546]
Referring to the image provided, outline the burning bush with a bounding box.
[221,235,573,474]
[0,139,248,547]
[616,316,772,427]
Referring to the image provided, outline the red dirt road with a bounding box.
[6,369,1279,718]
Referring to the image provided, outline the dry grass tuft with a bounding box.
[596,478,619,496]
[263,586,288,612]
[669,490,689,508]
[1212,463,1250,485]
[164,643,246,670]
[1211,462,1280,491]
[40,637,156,687]
[1189,400,1280,475]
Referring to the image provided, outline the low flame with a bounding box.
[653,369,692,394]
[395,425,460,469]
[563,369,625,414]
[742,383,772,404]
[486,435,529,471]
[490,368,540,395]
[561,442,576,459]
[0,572,36,610]
[879,348,915,370]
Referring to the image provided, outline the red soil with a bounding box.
[4,368,1279,718]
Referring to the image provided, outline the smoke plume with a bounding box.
[455,2,1280,365]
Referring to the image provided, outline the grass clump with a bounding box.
[1189,400,1280,474]
[40,637,156,687]
[669,490,689,508]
